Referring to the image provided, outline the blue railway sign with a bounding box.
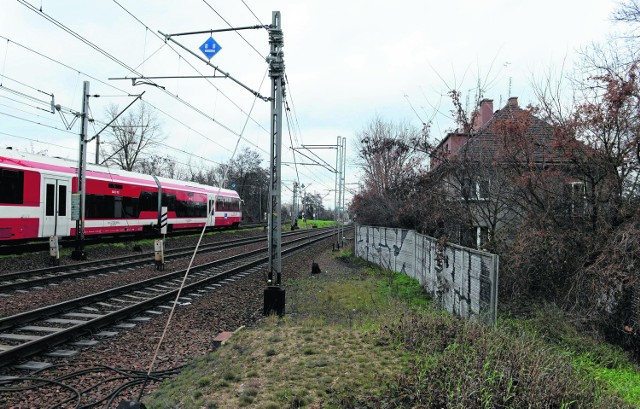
[199,36,221,59]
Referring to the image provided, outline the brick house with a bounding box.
[429,97,585,249]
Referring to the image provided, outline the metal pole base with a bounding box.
[263,286,285,316]
[116,401,147,409]
[71,250,87,261]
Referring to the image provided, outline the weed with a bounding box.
[197,375,212,387]
[265,348,277,357]
[223,371,239,382]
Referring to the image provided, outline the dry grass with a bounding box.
[144,248,636,409]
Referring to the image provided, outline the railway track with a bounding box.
[0,227,331,293]
[0,222,267,256]
[0,227,343,369]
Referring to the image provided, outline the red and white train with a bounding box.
[0,148,242,241]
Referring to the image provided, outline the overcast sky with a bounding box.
[0,0,620,208]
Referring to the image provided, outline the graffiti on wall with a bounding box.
[355,224,499,324]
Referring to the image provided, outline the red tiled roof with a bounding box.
[456,103,570,165]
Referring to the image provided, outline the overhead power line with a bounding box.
[0,130,76,151]
[201,0,266,60]
[0,110,77,134]
[18,0,268,148]
[240,0,265,26]
[0,33,262,160]
[110,0,271,141]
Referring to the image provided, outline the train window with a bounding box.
[85,194,139,219]
[162,193,177,211]
[58,185,67,216]
[139,191,158,212]
[122,196,138,218]
[216,197,240,212]
[114,196,123,218]
[0,168,24,204]
[86,195,109,218]
[174,200,207,217]
[45,184,55,216]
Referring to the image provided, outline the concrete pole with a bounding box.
[264,11,286,316]
[72,81,90,260]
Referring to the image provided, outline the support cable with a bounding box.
[284,102,301,183]
[112,0,270,135]
[0,33,263,162]
[284,75,304,146]
[137,63,268,402]
[241,0,265,26]
[202,0,266,60]
[0,110,77,134]
[17,1,269,146]
[0,130,76,151]
[1,38,8,86]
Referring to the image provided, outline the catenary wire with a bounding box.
[0,110,78,134]
[0,130,76,151]
[0,32,266,161]
[111,0,270,136]
[240,0,265,26]
[18,0,268,150]
[201,0,266,60]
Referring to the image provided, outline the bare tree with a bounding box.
[137,154,178,178]
[613,0,640,26]
[221,147,269,222]
[101,103,164,171]
[352,117,425,227]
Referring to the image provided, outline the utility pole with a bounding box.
[72,81,90,260]
[340,136,346,245]
[95,134,100,164]
[334,136,341,248]
[333,136,347,249]
[264,11,286,316]
[291,181,299,229]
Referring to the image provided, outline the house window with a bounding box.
[460,226,476,248]
[566,182,586,216]
[461,177,490,200]
[461,178,473,199]
[460,226,489,249]
[478,227,489,248]
[477,179,490,200]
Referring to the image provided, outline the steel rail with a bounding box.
[0,227,332,291]
[0,228,345,367]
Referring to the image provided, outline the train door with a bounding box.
[207,195,216,227]
[42,177,71,237]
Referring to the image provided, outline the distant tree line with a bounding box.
[98,104,330,224]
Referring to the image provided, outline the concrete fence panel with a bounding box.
[355,224,499,324]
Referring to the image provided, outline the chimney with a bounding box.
[480,99,493,125]
[473,99,494,130]
[507,96,518,108]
